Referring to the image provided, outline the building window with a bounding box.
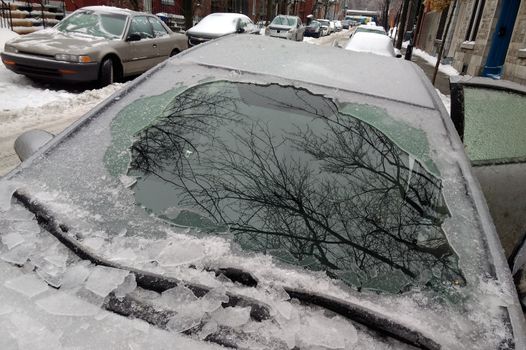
[161,0,175,5]
[465,0,485,41]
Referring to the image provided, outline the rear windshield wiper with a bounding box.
[14,189,440,350]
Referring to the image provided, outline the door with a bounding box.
[482,0,521,77]
[123,16,159,75]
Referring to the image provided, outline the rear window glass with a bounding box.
[271,16,297,26]
[56,10,127,39]
[107,81,463,294]
[463,87,526,164]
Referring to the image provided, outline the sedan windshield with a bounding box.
[271,16,297,26]
[56,10,128,39]
[109,81,464,294]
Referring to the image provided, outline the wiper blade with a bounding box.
[13,189,270,322]
[14,189,439,349]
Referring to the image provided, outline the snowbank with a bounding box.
[411,46,459,77]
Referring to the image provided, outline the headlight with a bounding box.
[55,54,93,63]
[4,44,18,53]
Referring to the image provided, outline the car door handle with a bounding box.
[153,44,157,48]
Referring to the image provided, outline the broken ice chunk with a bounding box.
[108,247,137,263]
[4,273,49,298]
[166,307,203,333]
[159,285,198,311]
[12,221,40,235]
[36,292,100,316]
[1,243,33,265]
[60,261,91,290]
[0,181,20,212]
[198,320,218,339]
[1,232,25,250]
[119,175,137,188]
[212,306,251,328]
[85,265,129,298]
[157,241,205,267]
[199,287,229,313]
[114,273,137,299]
[82,237,106,251]
[296,314,358,349]
[8,313,62,349]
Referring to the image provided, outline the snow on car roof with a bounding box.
[80,5,140,16]
[179,35,435,108]
[345,31,396,57]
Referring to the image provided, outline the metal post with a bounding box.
[432,0,457,85]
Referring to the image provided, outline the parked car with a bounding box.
[341,16,353,29]
[266,15,305,41]
[328,20,336,33]
[304,20,321,38]
[345,31,401,57]
[317,19,331,36]
[350,24,387,39]
[334,20,343,31]
[0,6,187,86]
[1,34,525,349]
[185,13,256,47]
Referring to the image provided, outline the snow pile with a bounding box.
[411,47,460,77]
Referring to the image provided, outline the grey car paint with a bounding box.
[1,6,187,83]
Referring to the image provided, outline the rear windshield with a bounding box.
[56,10,128,39]
[109,81,463,294]
[271,16,297,26]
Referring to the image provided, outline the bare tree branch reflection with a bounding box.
[129,82,464,292]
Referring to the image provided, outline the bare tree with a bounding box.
[129,82,464,292]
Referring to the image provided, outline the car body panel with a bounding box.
[345,31,396,57]
[1,35,525,349]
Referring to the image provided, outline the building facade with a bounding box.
[416,0,526,84]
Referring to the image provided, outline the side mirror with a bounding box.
[14,129,54,161]
[126,33,141,42]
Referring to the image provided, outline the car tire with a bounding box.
[99,58,114,87]
[170,49,180,57]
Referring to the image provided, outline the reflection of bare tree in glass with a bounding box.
[130,82,464,291]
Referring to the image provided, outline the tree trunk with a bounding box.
[183,0,193,30]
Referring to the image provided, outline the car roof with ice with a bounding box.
[178,35,436,108]
[1,34,525,349]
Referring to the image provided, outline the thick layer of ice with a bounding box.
[84,265,129,298]
[211,306,251,328]
[1,232,25,250]
[4,274,48,298]
[36,292,100,316]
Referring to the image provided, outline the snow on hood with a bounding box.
[8,29,109,55]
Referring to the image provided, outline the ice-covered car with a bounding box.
[266,15,305,41]
[317,19,331,36]
[304,20,322,38]
[1,35,525,349]
[345,31,401,57]
[0,6,187,86]
[185,13,257,47]
[350,24,387,39]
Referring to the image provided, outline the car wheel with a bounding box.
[170,49,180,57]
[99,58,114,87]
